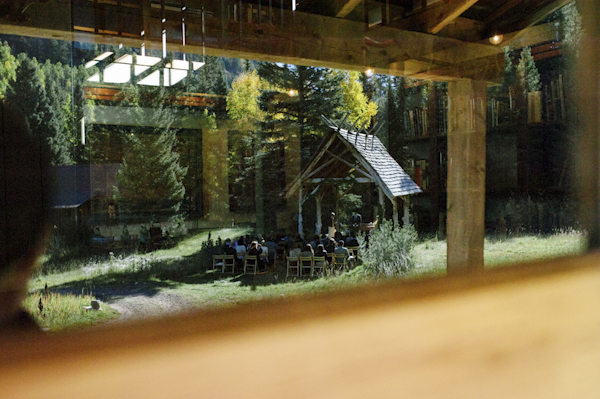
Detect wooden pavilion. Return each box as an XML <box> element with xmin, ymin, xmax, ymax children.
<box><xmin>284</xmin><ymin>115</ymin><xmax>422</xmax><ymax>236</ymax></box>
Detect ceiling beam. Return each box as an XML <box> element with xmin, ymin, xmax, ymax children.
<box><xmin>429</xmin><ymin>0</ymin><xmax>481</xmax><ymax>34</ymax></box>
<box><xmin>486</xmin><ymin>0</ymin><xmax>573</xmax><ymax>36</ymax></box>
<box><xmin>0</xmin><ymin>1</ymin><xmax>559</xmax><ymax>82</ymax></box>
<box><xmin>392</xmin><ymin>0</ymin><xmax>481</xmax><ymax>34</ymax></box>
<box><xmin>336</xmin><ymin>0</ymin><xmax>363</xmax><ymax>18</ymax></box>
<box><xmin>483</xmin><ymin>0</ymin><xmax>523</xmax><ymax>26</ymax></box>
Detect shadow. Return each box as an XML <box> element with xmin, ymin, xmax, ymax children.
<box><xmin>35</xmin><ymin>272</ymin><xmax>181</xmax><ymax>303</ymax></box>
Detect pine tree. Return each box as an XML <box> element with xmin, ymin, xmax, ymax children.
<box><xmin>0</xmin><ymin>41</ymin><xmax>17</xmax><ymax>98</ymax></box>
<box><xmin>8</xmin><ymin>54</ymin><xmax>72</xmax><ymax>165</ymax></box>
<box><xmin>517</xmin><ymin>47</ymin><xmax>541</xmax><ymax>94</ymax></box>
<box><xmin>113</xmin><ymin>86</ymin><xmax>188</xmax><ymax>223</ymax></box>
<box><xmin>189</xmin><ymin>55</ymin><xmax>228</xmax><ymax>95</ymax></box>
<box><xmin>257</xmin><ymin>63</ymin><xmax>343</xmax><ymax>165</ymax></box>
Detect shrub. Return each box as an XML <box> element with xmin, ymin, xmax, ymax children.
<box><xmin>359</xmin><ymin>219</ymin><xmax>417</xmax><ymax>278</ymax></box>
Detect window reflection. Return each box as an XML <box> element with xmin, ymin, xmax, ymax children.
<box><xmin>0</xmin><ymin>0</ymin><xmax>586</xmax><ymax>330</ymax></box>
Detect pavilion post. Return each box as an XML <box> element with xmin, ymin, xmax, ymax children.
<box><xmin>392</xmin><ymin>197</ymin><xmax>399</xmax><ymax>227</ymax></box>
<box><xmin>446</xmin><ymin>80</ymin><xmax>486</xmax><ymax>274</ymax></box>
<box><xmin>402</xmin><ymin>197</ymin><xmax>410</xmax><ymax>227</ymax></box>
<box><xmin>298</xmin><ymin>185</ymin><xmax>304</xmax><ymax>238</ymax></box>
<box><xmin>315</xmin><ymin>190</ymin><xmax>323</xmax><ymax>235</ymax></box>
<box><xmin>378</xmin><ymin>187</ymin><xmax>385</xmax><ymax>219</ymax></box>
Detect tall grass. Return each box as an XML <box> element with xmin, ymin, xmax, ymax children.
<box><xmin>359</xmin><ymin>220</ymin><xmax>418</xmax><ymax>278</ymax></box>
<box><xmin>22</xmin><ymin>291</ymin><xmax>119</xmax><ymax>331</ymax></box>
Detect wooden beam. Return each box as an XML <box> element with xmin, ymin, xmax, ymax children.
<box><xmin>446</xmin><ymin>79</ymin><xmax>486</xmax><ymax>274</ymax></box>
<box><xmin>429</xmin><ymin>0</ymin><xmax>481</xmax><ymax>34</ymax></box>
<box><xmin>0</xmin><ymin>1</ymin><xmax>508</xmax><ymax>81</ymax></box>
<box><xmin>483</xmin><ymin>0</ymin><xmax>522</xmax><ymax>26</ymax></box>
<box><xmin>392</xmin><ymin>0</ymin><xmax>480</xmax><ymax>34</ymax></box>
<box><xmin>335</xmin><ymin>0</ymin><xmax>363</xmax><ymax>18</ymax></box>
<box><xmin>3</xmin><ymin>254</ymin><xmax>600</xmax><ymax>398</ymax></box>
<box><xmin>577</xmin><ymin>0</ymin><xmax>600</xmax><ymax>248</ymax></box>
<box><xmin>486</xmin><ymin>0</ymin><xmax>573</xmax><ymax>36</ymax></box>
<box><xmin>309</xmin><ymin>177</ymin><xmax>372</xmax><ymax>183</ymax></box>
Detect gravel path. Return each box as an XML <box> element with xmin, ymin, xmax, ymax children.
<box><xmin>91</xmin><ymin>286</ymin><xmax>199</xmax><ymax>323</ymax></box>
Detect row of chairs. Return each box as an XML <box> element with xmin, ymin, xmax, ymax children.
<box><xmin>285</xmin><ymin>254</ymin><xmax>350</xmax><ymax>278</ymax></box>
<box><xmin>213</xmin><ymin>247</ymin><xmax>359</xmax><ymax>277</ymax></box>
<box><xmin>212</xmin><ymin>254</ymin><xmax>262</xmax><ymax>275</ymax></box>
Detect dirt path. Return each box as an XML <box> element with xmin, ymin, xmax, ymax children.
<box><xmin>95</xmin><ymin>288</ymin><xmax>199</xmax><ymax>323</ymax></box>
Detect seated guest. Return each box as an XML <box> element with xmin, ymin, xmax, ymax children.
<box><xmin>325</xmin><ymin>238</ymin><xmax>337</xmax><ymax>253</ymax></box>
<box><xmin>248</xmin><ymin>241</ymin><xmax>264</xmax><ymax>271</ymax></box>
<box><xmin>308</xmin><ymin>235</ymin><xmax>320</xmax><ymax>251</ymax></box>
<box><xmin>235</xmin><ymin>236</ymin><xmax>246</xmax><ymax>269</ymax></box>
<box><xmin>347</xmin><ymin>235</ymin><xmax>359</xmax><ymax>248</ymax></box>
<box><xmin>334</xmin><ymin>240</ymin><xmax>350</xmax><ymax>258</ymax></box>
<box><xmin>259</xmin><ymin>239</ymin><xmax>270</xmax><ymax>267</ymax></box>
<box><xmin>265</xmin><ymin>238</ymin><xmax>277</xmax><ymax>264</ymax></box>
<box><xmin>223</xmin><ymin>238</ymin><xmax>236</xmax><ymax>256</ymax></box>
<box><xmin>315</xmin><ymin>244</ymin><xmax>327</xmax><ymax>257</ymax></box>
<box><xmin>334</xmin><ymin>240</ymin><xmax>355</xmax><ymax>267</ymax></box>
<box><xmin>301</xmin><ymin>244</ymin><xmax>314</xmax><ymax>258</ymax></box>
<box><xmin>289</xmin><ymin>243</ymin><xmax>302</xmax><ymax>259</ymax></box>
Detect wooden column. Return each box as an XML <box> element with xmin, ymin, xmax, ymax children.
<box><xmin>202</xmin><ymin>120</ymin><xmax>229</xmax><ymax>220</ymax></box>
<box><xmin>392</xmin><ymin>197</ymin><xmax>399</xmax><ymax>227</ymax></box>
<box><xmin>315</xmin><ymin>190</ymin><xmax>323</xmax><ymax>235</ymax></box>
<box><xmin>447</xmin><ymin>80</ymin><xmax>486</xmax><ymax>274</ymax></box>
<box><xmin>298</xmin><ymin>185</ymin><xmax>304</xmax><ymax>238</ymax></box>
<box><xmin>378</xmin><ymin>187</ymin><xmax>385</xmax><ymax>219</ymax></box>
<box><xmin>403</xmin><ymin>198</ymin><xmax>410</xmax><ymax>227</ymax></box>
<box><xmin>578</xmin><ymin>0</ymin><xmax>600</xmax><ymax>248</ymax></box>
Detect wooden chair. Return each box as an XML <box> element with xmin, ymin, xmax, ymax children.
<box><xmin>275</xmin><ymin>246</ymin><xmax>287</xmax><ymax>266</ymax></box>
<box><xmin>212</xmin><ymin>254</ymin><xmax>224</xmax><ymax>272</ymax></box>
<box><xmin>222</xmin><ymin>254</ymin><xmax>235</xmax><ymax>274</ymax></box>
<box><xmin>244</xmin><ymin>255</ymin><xmax>258</xmax><ymax>275</ymax></box>
<box><xmin>286</xmin><ymin>257</ymin><xmax>299</xmax><ymax>278</ymax></box>
<box><xmin>332</xmin><ymin>254</ymin><xmax>348</xmax><ymax>272</ymax></box>
<box><xmin>300</xmin><ymin>256</ymin><xmax>314</xmax><ymax>277</ymax></box>
<box><xmin>348</xmin><ymin>246</ymin><xmax>359</xmax><ymax>260</ymax></box>
<box><xmin>312</xmin><ymin>256</ymin><xmax>326</xmax><ymax>276</ymax></box>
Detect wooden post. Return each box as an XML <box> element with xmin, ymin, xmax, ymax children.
<box><xmin>298</xmin><ymin>185</ymin><xmax>304</xmax><ymax>238</ymax></box>
<box><xmin>402</xmin><ymin>197</ymin><xmax>410</xmax><ymax>227</ymax></box>
<box><xmin>447</xmin><ymin>80</ymin><xmax>486</xmax><ymax>274</ymax></box>
<box><xmin>392</xmin><ymin>197</ymin><xmax>399</xmax><ymax>227</ymax></box>
<box><xmin>315</xmin><ymin>190</ymin><xmax>323</xmax><ymax>235</ymax></box>
<box><xmin>578</xmin><ymin>0</ymin><xmax>600</xmax><ymax>249</ymax></box>
<box><xmin>378</xmin><ymin>187</ymin><xmax>385</xmax><ymax>219</ymax></box>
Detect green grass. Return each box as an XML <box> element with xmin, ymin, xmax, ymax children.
<box><xmin>22</xmin><ymin>291</ymin><xmax>119</xmax><ymax>331</ymax></box>
<box><xmin>409</xmin><ymin>230</ymin><xmax>586</xmax><ymax>277</ymax></box>
<box><xmin>27</xmin><ymin>228</ymin><xmax>586</xmax><ymax>329</ymax></box>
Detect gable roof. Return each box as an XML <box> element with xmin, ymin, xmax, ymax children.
<box><xmin>284</xmin><ymin>117</ymin><xmax>422</xmax><ymax>201</ymax></box>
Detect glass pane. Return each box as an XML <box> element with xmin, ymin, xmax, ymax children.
<box><xmin>0</xmin><ymin>0</ymin><xmax>588</xmax><ymax>332</ymax></box>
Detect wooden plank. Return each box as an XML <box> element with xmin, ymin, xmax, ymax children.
<box><xmin>392</xmin><ymin>0</ymin><xmax>480</xmax><ymax>34</ymax></box>
<box><xmin>429</xmin><ymin>0</ymin><xmax>481</xmax><ymax>34</ymax></box>
<box><xmin>2</xmin><ymin>255</ymin><xmax>600</xmax><ymax>398</ymax></box>
<box><xmin>335</xmin><ymin>0</ymin><xmax>363</xmax><ymax>18</ymax></box>
<box><xmin>447</xmin><ymin>79</ymin><xmax>486</xmax><ymax>273</ymax></box>
<box><xmin>483</xmin><ymin>0</ymin><xmax>523</xmax><ymax>25</ymax></box>
<box><xmin>309</xmin><ymin>177</ymin><xmax>372</xmax><ymax>183</ymax></box>
<box><xmin>577</xmin><ymin>0</ymin><xmax>600</xmax><ymax>248</ymax></box>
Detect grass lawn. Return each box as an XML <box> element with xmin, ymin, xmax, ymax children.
<box><xmin>27</xmin><ymin>228</ymin><xmax>586</xmax><ymax>329</ymax></box>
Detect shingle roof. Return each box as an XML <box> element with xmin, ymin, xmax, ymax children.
<box><xmin>284</xmin><ymin>118</ymin><xmax>422</xmax><ymax>200</ymax></box>
<box><xmin>337</xmin><ymin>128</ymin><xmax>423</xmax><ymax>198</ymax></box>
